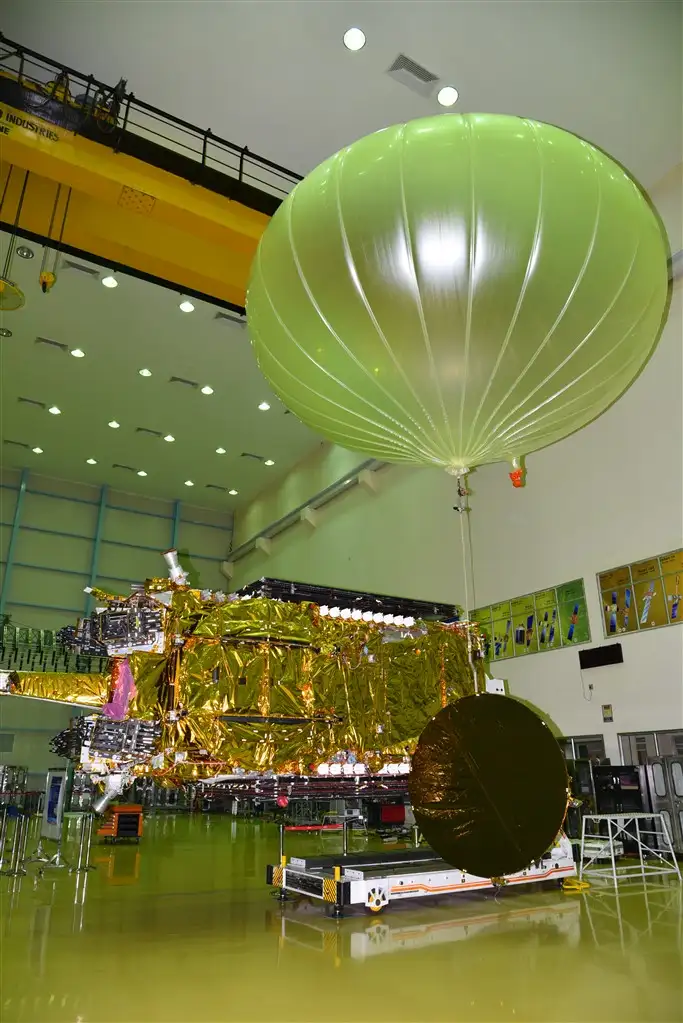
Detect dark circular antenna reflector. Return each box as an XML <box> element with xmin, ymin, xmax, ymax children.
<box><xmin>410</xmin><ymin>694</ymin><xmax>568</xmax><ymax>878</ymax></box>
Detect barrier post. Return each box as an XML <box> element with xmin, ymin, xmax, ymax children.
<box><xmin>69</xmin><ymin>813</ymin><xmax>95</xmax><ymax>874</ymax></box>
<box><xmin>1</xmin><ymin>813</ymin><xmax>28</xmax><ymax>876</ymax></box>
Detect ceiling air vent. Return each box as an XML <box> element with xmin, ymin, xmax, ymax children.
<box><xmin>386</xmin><ymin>53</ymin><xmax>440</xmax><ymax>98</ymax></box>
<box><xmin>206</xmin><ymin>483</ymin><xmax>229</xmax><ymax>491</ymax></box>
<box><xmin>241</xmin><ymin>452</ymin><xmax>264</xmax><ymax>462</ymax></box>
<box><xmin>135</xmin><ymin>427</ymin><xmax>162</xmax><ymax>438</ymax></box>
<box><xmin>17</xmin><ymin>397</ymin><xmax>46</xmax><ymax>409</ymax></box>
<box><xmin>169</xmin><ymin>376</ymin><xmax>199</xmax><ymax>389</ymax></box>
<box><xmin>3</xmin><ymin>439</ymin><xmax>30</xmax><ymax>449</ymax></box>
<box><xmin>35</xmin><ymin>336</ymin><xmax>68</xmax><ymax>352</ymax></box>
<box><xmin>214</xmin><ymin>311</ymin><xmax>246</xmax><ymax>328</ymax></box>
<box><xmin>112</xmin><ymin>463</ymin><xmax>137</xmax><ymax>473</ymax></box>
<box><xmin>62</xmin><ymin>260</ymin><xmax>100</xmax><ymax>277</ymax></box>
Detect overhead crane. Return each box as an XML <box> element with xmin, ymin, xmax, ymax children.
<box><xmin>0</xmin><ymin>34</ymin><xmax>301</xmax><ymax>309</ymax></box>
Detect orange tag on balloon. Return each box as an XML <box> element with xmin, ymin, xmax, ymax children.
<box><xmin>509</xmin><ymin>468</ymin><xmax>525</xmax><ymax>488</ymax></box>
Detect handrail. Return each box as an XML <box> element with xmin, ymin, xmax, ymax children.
<box><xmin>225</xmin><ymin>460</ymin><xmax>383</xmax><ymax>564</ymax></box>
<box><xmin>0</xmin><ymin>33</ymin><xmax>303</xmax><ymax>198</ymax></box>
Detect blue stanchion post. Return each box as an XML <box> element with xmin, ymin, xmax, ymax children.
<box><xmin>0</xmin><ymin>468</ymin><xmax>29</xmax><ymax>618</ymax></box>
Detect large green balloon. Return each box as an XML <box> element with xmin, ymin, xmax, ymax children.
<box><xmin>247</xmin><ymin>114</ymin><xmax>668</xmax><ymax>472</ymax></box>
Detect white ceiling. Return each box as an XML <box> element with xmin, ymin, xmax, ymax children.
<box><xmin>4</xmin><ymin>0</ymin><xmax>681</xmax><ymax>189</ymax></box>
<box><xmin>0</xmin><ymin>234</ymin><xmax>323</xmax><ymax>509</ymax></box>
<box><xmin>1</xmin><ymin>1</ymin><xmax>680</xmax><ymax>511</ymax></box>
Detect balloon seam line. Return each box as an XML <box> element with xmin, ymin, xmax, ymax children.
<box><xmin>471</xmin><ymin>141</ymin><xmax>604</xmax><ymax>449</ymax></box>
<box><xmin>464</xmin><ymin>118</ymin><xmax>546</xmax><ymax>456</ymax></box>
<box><xmin>486</xmin><ymin>230</ymin><xmax>643</xmax><ymax>443</ymax></box>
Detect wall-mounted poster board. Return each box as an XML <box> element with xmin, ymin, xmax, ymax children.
<box><xmin>598</xmin><ymin>548</ymin><xmax>683</xmax><ymax>638</ymax></box>
<box><xmin>471</xmin><ymin>579</ymin><xmax>590</xmax><ymax>662</ymax></box>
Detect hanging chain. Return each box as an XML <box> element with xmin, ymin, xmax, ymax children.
<box><xmin>39</xmin><ymin>182</ymin><xmax>62</xmax><ymax>277</ymax></box>
<box><xmin>1</xmin><ymin>169</ymin><xmax>29</xmax><ymax>281</ymax></box>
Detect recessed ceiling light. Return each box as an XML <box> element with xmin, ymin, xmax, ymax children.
<box><xmin>137</xmin><ymin>470</ymin><xmax>148</xmax><ymax>477</ymax></box>
<box><xmin>163</xmin><ymin>434</ymin><xmax>175</xmax><ymax>443</ymax></box>
<box><xmin>101</xmin><ymin>275</ymin><xmax>118</xmax><ymax>288</ymax></box>
<box><xmin>70</xmin><ymin>348</ymin><xmax>85</xmax><ymax>358</ymax></box>
<box><xmin>17</xmin><ymin>245</ymin><xmax>34</xmax><ymax>259</ymax></box>
<box><xmin>258</xmin><ymin>401</ymin><xmax>271</xmax><ymax>411</ymax></box>
<box><xmin>48</xmin><ymin>405</ymin><xmax>61</xmax><ymax>415</ymax></box>
<box><xmin>437</xmin><ymin>86</ymin><xmax>459</xmax><ymax>107</ymax></box>
<box><xmin>264</xmin><ymin>459</ymin><xmax>275</xmax><ymax>466</ymax></box>
<box><xmin>343</xmin><ymin>27</ymin><xmax>366</xmax><ymax>50</ymax></box>
<box><xmin>86</xmin><ymin>458</ymin><xmax>97</xmax><ymax>465</ymax></box>
<box><xmin>201</xmin><ymin>386</ymin><xmax>214</xmax><ymax>395</ymax></box>
<box><xmin>108</xmin><ymin>420</ymin><xmax>120</xmax><ymax>429</ymax></box>
<box><xmin>215</xmin><ymin>447</ymin><xmax>226</xmax><ymax>454</ymax></box>
<box><xmin>184</xmin><ymin>480</ymin><xmax>194</xmax><ymax>487</ymax></box>
<box><xmin>0</xmin><ymin>328</ymin><xmax>12</xmax><ymax>338</ymax></box>
<box><xmin>179</xmin><ymin>299</ymin><xmax>195</xmax><ymax>313</ymax></box>
<box><xmin>228</xmin><ymin>489</ymin><xmax>238</xmax><ymax>496</ymax></box>
<box><xmin>139</xmin><ymin>368</ymin><xmax>152</xmax><ymax>377</ymax></box>
<box><xmin>32</xmin><ymin>446</ymin><xmax>43</xmax><ymax>454</ymax></box>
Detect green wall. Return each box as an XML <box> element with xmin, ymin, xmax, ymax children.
<box><xmin>0</xmin><ymin>695</ymin><xmax>78</xmax><ymax>791</ymax></box>
<box><xmin>0</xmin><ymin>468</ymin><xmax>234</xmax><ymax>630</ymax></box>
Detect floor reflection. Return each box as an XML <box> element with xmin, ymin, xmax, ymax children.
<box><xmin>0</xmin><ymin>815</ymin><xmax>680</xmax><ymax>1023</ymax></box>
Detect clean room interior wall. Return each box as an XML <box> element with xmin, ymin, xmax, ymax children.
<box><xmin>0</xmin><ymin>469</ymin><xmax>233</xmax><ymax>630</ymax></box>
<box><xmin>0</xmin><ymin>696</ymin><xmax>79</xmax><ymax>792</ymax></box>
<box><xmin>232</xmin><ymin>171</ymin><xmax>683</xmax><ymax>761</ymax></box>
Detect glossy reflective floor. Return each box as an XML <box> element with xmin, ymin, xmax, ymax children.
<box><xmin>1</xmin><ymin>815</ymin><xmax>682</xmax><ymax>1023</ymax></box>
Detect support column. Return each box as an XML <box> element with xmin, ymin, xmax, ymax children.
<box><xmin>171</xmin><ymin>500</ymin><xmax>181</xmax><ymax>549</ymax></box>
<box><xmin>0</xmin><ymin>468</ymin><xmax>28</xmax><ymax>618</ymax></box>
<box><xmin>85</xmin><ymin>485</ymin><xmax>108</xmax><ymax>614</ymax></box>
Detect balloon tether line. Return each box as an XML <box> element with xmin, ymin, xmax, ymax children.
<box><xmin>451</xmin><ymin>468</ymin><xmax>478</xmax><ymax>694</ymax></box>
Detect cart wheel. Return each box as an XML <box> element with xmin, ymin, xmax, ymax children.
<box><xmin>366</xmin><ymin>887</ymin><xmax>388</xmax><ymax>912</ymax></box>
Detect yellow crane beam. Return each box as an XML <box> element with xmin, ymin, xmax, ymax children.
<box><xmin>0</xmin><ymin>97</ymin><xmax>275</xmax><ymax>308</ymax></box>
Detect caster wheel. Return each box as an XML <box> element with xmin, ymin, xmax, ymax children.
<box><xmin>366</xmin><ymin>887</ymin><xmax>388</xmax><ymax>913</ymax></box>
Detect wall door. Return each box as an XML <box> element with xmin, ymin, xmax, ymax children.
<box><xmin>643</xmin><ymin>757</ymin><xmax>683</xmax><ymax>853</ymax></box>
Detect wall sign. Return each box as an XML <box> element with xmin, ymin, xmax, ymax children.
<box><xmin>598</xmin><ymin>547</ymin><xmax>683</xmax><ymax>638</ymax></box>
<box><xmin>471</xmin><ymin>579</ymin><xmax>590</xmax><ymax>662</ymax></box>
<box><xmin>0</xmin><ymin>104</ymin><xmax>60</xmax><ymax>142</ymax></box>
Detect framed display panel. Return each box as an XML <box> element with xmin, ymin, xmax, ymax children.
<box><xmin>41</xmin><ymin>768</ymin><xmax>67</xmax><ymax>841</ymax></box>
<box><xmin>471</xmin><ymin>579</ymin><xmax>590</xmax><ymax>662</ymax></box>
<box><xmin>598</xmin><ymin>548</ymin><xmax>683</xmax><ymax>639</ymax></box>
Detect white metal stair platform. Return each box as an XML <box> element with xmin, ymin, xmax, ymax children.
<box><xmin>579</xmin><ymin>812</ymin><xmax>682</xmax><ymax>888</ymax></box>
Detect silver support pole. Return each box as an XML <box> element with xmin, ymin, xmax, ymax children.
<box><xmin>607</xmin><ymin>818</ymin><xmax>618</xmax><ymax>889</ymax></box>
<box><xmin>342</xmin><ymin>816</ymin><xmax>349</xmax><ymax>857</ymax></box>
<box><xmin>1</xmin><ymin>814</ymin><xmax>28</xmax><ymax>876</ymax></box>
<box><xmin>278</xmin><ymin>822</ymin><xmax>285</xmax><ymax>863</ymax></box>
<box><xmin>635</xmin><ymin>816</ymin><xmax>645</xmax><ymax>882</ymax></box>
<box><xmin>69</xmin><ymin>813</ymin><xmax>95</xmax><ymax>874</ymax></box>
<box><xmin>413</xmin><ymin>824</ymin><xmax>420</xmax><ymax>848</ymax></box>
<box><xmin>0</xmin><ymin>806</ymin><xmax>9</xmax><ymax>871</ymax></box>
